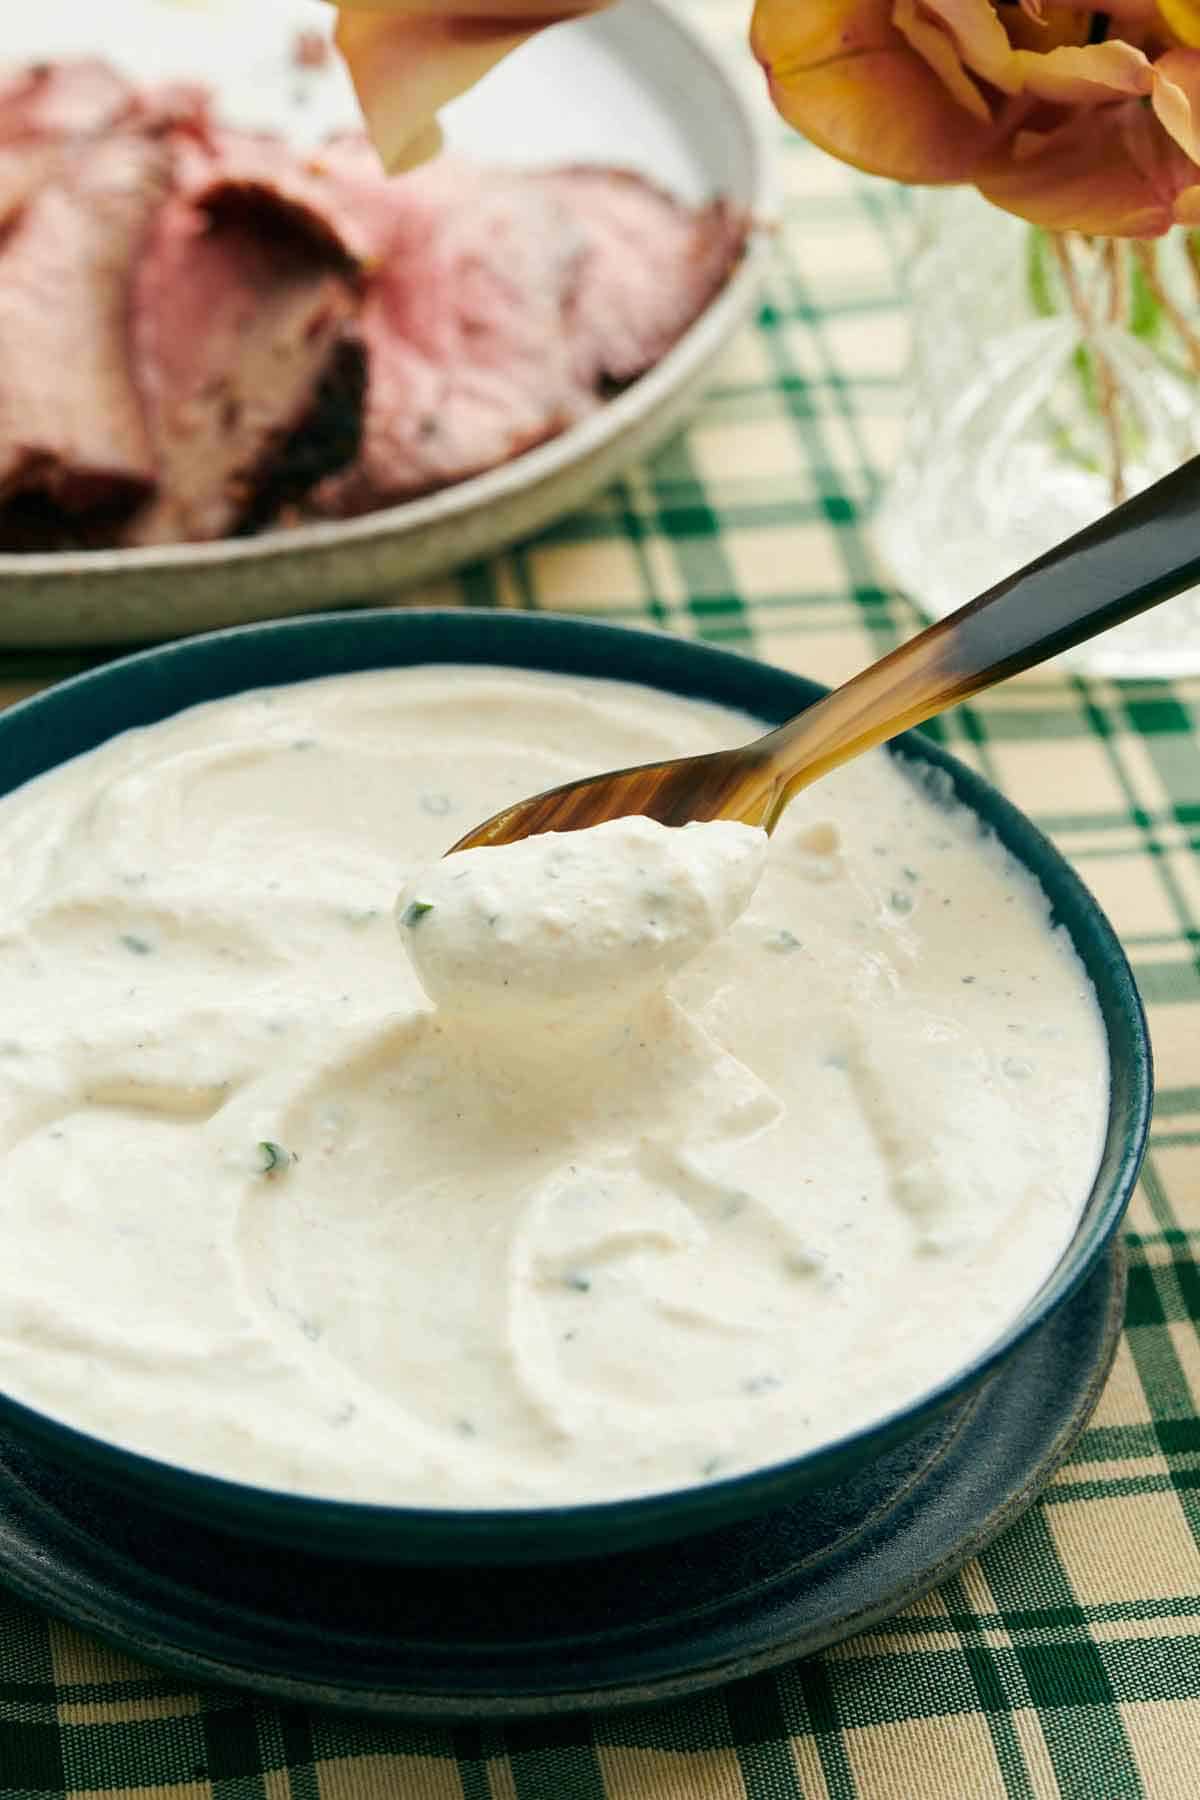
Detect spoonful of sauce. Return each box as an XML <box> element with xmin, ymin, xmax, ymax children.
<box><xmin>452</xmin><ymin>454</ymin><xmax>1200</xmax><ymax>851</ymax></box>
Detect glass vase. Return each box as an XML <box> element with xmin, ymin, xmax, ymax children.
<box><xmin>874</xmin><ymin>188</ymin><xmax>1200</xmax><ymax>679</ymax></box>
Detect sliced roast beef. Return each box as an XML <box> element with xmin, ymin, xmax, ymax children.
<box><xmin>311</xmin><ymin>158</ymin><xmax>586</xmax><ymax>516</ymax></box>
<box><xmin>123</xmin><ymin>183</ymin><xmax>360</xmax><ymax>546</ymax></box>
<box><xmin>0</xmin><ymin>60</ymin><xmax>133</xmax><ymax>144</ymax></box>
<box><xmin>538</xmin><ymin>169</ymin><xmax>747</xmax><ymax>390</ymax></box>
<box><xmin>0</xmin><ymin>131</ymin><xmax>169</xmax><ymax>512</ymax></box>
<box><xmin>0</xmin><ymin>58</ymin><xmax>748</xmax><ymax>548</ymax></box>
<box><xmin>310</xmin><ymin>161</ymin><xmax>747</xmax><ymax>520</ymax></box>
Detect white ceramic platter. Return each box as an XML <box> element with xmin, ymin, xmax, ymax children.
<box><xmin>0</xmin><ymin>0</ymin><xmax>773</xmax><ymax>646</ymax></box>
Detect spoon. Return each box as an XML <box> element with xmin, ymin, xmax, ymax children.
<box><xmin>452</xmin><ymin>454</ymin><xmax>1200</xmax><ymax>850</ymax></box>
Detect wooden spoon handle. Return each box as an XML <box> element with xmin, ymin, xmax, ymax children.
<box><xmin>759</xmin><ymin>454</ymin><xmax>1200</xmax><ymax>824</ymax></box>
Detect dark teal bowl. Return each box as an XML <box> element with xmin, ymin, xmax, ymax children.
<box><xmin>0</xmin><ymin>610</ymin><xmax>1151</xmax><ymax>1564</ymax></box>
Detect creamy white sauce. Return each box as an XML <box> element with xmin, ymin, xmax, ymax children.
<box><xmin>0</xmin><ymin>665</ymin><xmax>1108</xmax><ymax>1505</ymax></box>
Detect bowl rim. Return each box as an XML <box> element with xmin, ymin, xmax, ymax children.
<box><xmin>0</xmin><ymin>608</ymin><xmax>1153</xmax><ymax>1550</ymax></box>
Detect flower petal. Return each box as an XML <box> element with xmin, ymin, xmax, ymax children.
<box><xmin>916</xmin><ymin>0</ymin><xmax>1154</xmax><ymax>107</ymax></box>
<box><xmin>1158</xmin><ymin>0</ymin><xmax>1200</xmax><ymax>49</ymax></box>
<box><xmin>1011</xmin><ymin>39</ymin><xmax>1153</xmax><ymax>104</ymax></box>
<box><xmin>1003</xmin><ymin>4</ymin><xmax>1089</xmax><ymax>55</ymax></box>
<box><xmin>892</xmin><ymin>0</ymin><xmax>991</xmax><ymax>121</ymax></box>
<box><xmin>749</xmin><ymin>0</ymin><xmax>900</xmax><ymax>68</ymax></box>
<box><xmin>914</xmin><ymin>0</ymin><xmax>1024</xmax><ymax>94</ymax></box>
<box><xmin>919</xmin><ymin>1</ymin><xmax>1153</xmax><ymax>101</ymax></box>
<box><xmin>1153</xmin><ymin>46</ymin><xmax>1200</xmax><ymax>162</ymax></box>
<box><xmin>750</xmin><ymin>0</ymin><xmax>998</xmax><ymax>182</ymax></box>
<box><xmin>977</xmin><ymin>100</ymin><xmax>1195</xmax><ymax>235</ymax></box>
<box><xmin>332</xmin><ymin>4</ymin><xmax>609</xmax><ymax>173</ymax></box>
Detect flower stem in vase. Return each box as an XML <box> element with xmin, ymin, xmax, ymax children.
<box><xmin>1133</xmin><ymin>241</ymin><xmax>1200</xmax><ymax>377</ymax></box>
<box><xmin>874</xmin><ymin>191</ymin><xmax>1200</xmax><ymax>675</ymax></box>
<box><xmin>1050</xmin><ymin>233</ymin><xmax>1127</xmax><ymax>506</ymax></box>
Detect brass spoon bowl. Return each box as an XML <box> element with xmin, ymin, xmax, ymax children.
<box><xmin>454</xmin><ymin>454</ymin><xmax>1200</xmax><ymax>852</ymax></box>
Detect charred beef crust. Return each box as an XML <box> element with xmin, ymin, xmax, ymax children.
<box><xmin>234</xmin><ymin>335</ymin><xmax>366</xmax><ymax>537</ymax></box>
<box><xmin>0</xmin><ymin>493</ymin><xmax>123</xmax><ymax>553</ymax></box>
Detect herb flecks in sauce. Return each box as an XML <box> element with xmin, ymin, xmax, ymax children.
<box><xmin>743</xmin><ymin>1373</ymin><xmax>783</xmax><ymax>1396</ymax></box>
<box><xmin>342</xmin><ymin>908</ymin><xmax>380</xmax><ymax>929</ymax></box>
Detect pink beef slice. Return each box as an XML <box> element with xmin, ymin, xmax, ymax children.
<box><xmin>0</xmin><ymin>142</ymin><xmax>58</xmax><ymax>233</ymax></box>
<box><xmin>0</xmin><ymin>60</ymin><xmax>143</xmax><ymax>242</ymax></box>
<box><xmin>0</xmin><ymin>131</ymin><xmax>169</xmax><ymax>512</ymax></box>
<box><xmin>128</xmin><ymin>82</ymin><xmax>213</xmax><ymax>137</ymax></box>
<box><xmin>123</xmin><ymin>178</ymin><xmax>361</xmax><ymax>546</ymax></box>
<box><xmin>311</xmin><ymin>158</ymin><xmax>587</xmax><ymax>517</ymax></box>
<box><xmin>0</xmin><ymin>60</ymin><xmax>134</xmax><ymax>144</ymax></box>
<box><xmin>301</xmin><ymin>133</ymin><xmax>437</xmax><ymax>263</ymax></box>
<box><xmin>535</xmin><ymin>168</ymin><xmax>747</xmax><ymax>389</ymax></box>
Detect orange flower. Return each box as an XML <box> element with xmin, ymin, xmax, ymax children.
<box><xmin>330</xmin><ymin>2</ymin><xmax>612</xmax><ymax>172</ymax></box>
<box><xmin>327</xmin><ymin>1</ymin><xmax>1200</xmax><ymax>235</ymax></box>
<box><xmin>750</xmin><ymin>0</ymin><xmax>1200</xmax><ymax>235</ymax></box>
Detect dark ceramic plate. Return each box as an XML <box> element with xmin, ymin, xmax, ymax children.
<box><xmin>0</xmin><ymin>1248</ymin><xmax>1125</xmax><ymax>1718</ymax></box>
<box><xmin>0</xmin><ymin>611</ymin><xmax>1152</xmax><ymax>1564</ymax></box>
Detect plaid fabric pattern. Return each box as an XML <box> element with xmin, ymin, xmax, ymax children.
<box><xmin>2</xmin><ymin>6</ymin><xmax>1200</xmax><ymax>1795</ymax></box>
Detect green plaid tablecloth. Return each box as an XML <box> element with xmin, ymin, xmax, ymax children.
<box><xmin>4</xmin><ymin>8</ymin><xmax>1200</xmax><ymax>1797</ymax></box>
